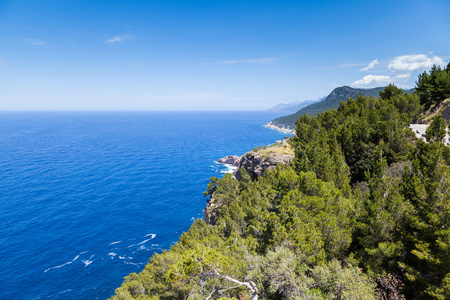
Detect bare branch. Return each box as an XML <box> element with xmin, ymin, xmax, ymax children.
<box><xmin>214</xmin><ymin>271</ymin><xmax>258</xmax><ymax>300</ymax></box>
<box><xmin>205</xmin><ymin>286</ymin><xmax>217</xmax><ymax>300</ymax></box>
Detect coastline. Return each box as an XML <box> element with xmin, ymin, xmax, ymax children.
<box><xmin>263</xmin><ymin>121</ymin><xmax>295</xmax><ymax>134</ymax></box>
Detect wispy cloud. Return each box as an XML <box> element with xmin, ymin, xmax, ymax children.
<box><xmin>360</xmin><ymin>59</ymin><xmax>379</xmax><ymax>71</ymax></box>
<box><xmin>351</xmin><ymin>73</ymin><xmax>411</xmax><ymax>88</ymax></box>
<box><xmin>105</xmin><ymin>34</ymin><xmax>130</xmax><ymax>44</ymax></box>
<box><xmin>22</xmin><ymin>38</ymin><xmax>45</xmax><ymax>46</ymax></box>
<box><xmin>387</xmin><ymin>54</ymin><xmax>446</xmax><ymax>72</ymax></box>
<box><xmin>203</xmin><ymin>57</ymin><xmax>279</xmax><ymax>65</ymax></box>
<box><xmin>334</xmin><ymin>62</ymin><xmax>367</xmax><ymax>68</ymax></box>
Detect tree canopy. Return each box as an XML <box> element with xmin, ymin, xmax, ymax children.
<box><xmin>110</xmin><ymin>69</ymin><xmax>450</xmax><ymax>300</ymax></box>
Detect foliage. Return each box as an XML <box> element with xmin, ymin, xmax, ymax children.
<box><xmin>416</xmin><ymin>63</ymin><xmax>450</xmax><ymax>109</ymax></box>
<box><xmin>110</xmin><ymin>70</ymin><xmax>450</xmax><ymax>300</ymax></box>
<box><xmin>425</xmin><ymin>115</ymin><xmax>447</xmax><ymax>143</ymax></box>
<box><xmin>270</xmin><ymin>85</ymin><xmax>414</xmax><ymax>130</ymax></box>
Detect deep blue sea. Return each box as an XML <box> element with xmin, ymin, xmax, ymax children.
<box><xmin>0</xmin><ymin>111</ymin><xmax>288</xmax><ymax>299</ymax></box>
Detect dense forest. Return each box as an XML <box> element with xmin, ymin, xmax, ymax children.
<box><xmin>110</xmin><ymin>64</ymin><xmax>450</xmax><ymax>300</ymax></box>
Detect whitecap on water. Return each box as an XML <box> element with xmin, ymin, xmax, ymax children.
<box><xmin>59</xmin><ymin>289</ymin><xmax>72</xmax><ymax>294</ymax></box>
<box><xmin>220</xmin><ymin>163</ymin><xmax>238</xmax><ymax>174</ymax></box>
<box><xmin>44</xmin><ymin>254</ymin><xmax>80</xmax><ymax>273</ymax></box>
<box><xmin>118</xmin><ymin>255</ymin><xmax>133</xmax><ymax>260</ymax></box>
<box><xmin>109</xmin><ymin>241</ymin><xmax>121</xmax><ymax>245</ymax></box>
<box><xmin>128</xmin><ymin>236</ymin><xmax>155</xmax><ymax>248</ymax></box>
<box><xmin>124</xmin><ymin>261</ymin><xmax>141</xmax><ymax>266</ymax></box>
<box><xmin>82</xmin><ymin>260</ymin><xmax>93</xmax><ymax>268</ymax></box>
<box><xmin>82</xmin><ymin>255</ymin><xmax>95</xmax><ymax>268</ymax></box>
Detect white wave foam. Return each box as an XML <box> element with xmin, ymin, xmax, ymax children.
<box><xmin>109</xmin><ymin>241</ymin><xmax>121</xmax><ymax>245</ymax></box>
<box><xmin>108</xmin><ymin>252</ymin><xmax>117</xmax><ymax>259</ymax></box>
<box><xmin>144</xmin><ymin>233</ymin><xmax>156</xmax><ymax>239</ymax></box>
<box><xmin>44</xmin><ymin>254</ymin><xmax>80</xmax><ymax>273</ymax></box>
<box><xmin>82</xmin><ymin>260</ymin><xmax>93</xmax><ymax>268</ymax></box>
<box><xmin>220</xmin><ymin>163</ymin><xmax>238</xmax><ymax>174</ymax></box>
<box><xmin>128</xmin><ymin>237</ymin><xmax>154</xmax><ymax>248</ymax></box>
<box><xmin>118</xmin><ymin>255</ymin><xmax>133</xmax><ymax>260</ymax></box>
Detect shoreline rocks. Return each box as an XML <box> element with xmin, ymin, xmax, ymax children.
<box><xmin>206</xmin><ymin>148</ymin><xmax>295</xmax><ymax>225</ymax></box>
<box><xmin>217</xmin><ymin>155</ymin><xmax>241</xmax><ymax>167</ymax></box>
<box><xmin>263</xmin><ymin>121</ymin><xmax>295</xmax><ymax>134</ymax></box>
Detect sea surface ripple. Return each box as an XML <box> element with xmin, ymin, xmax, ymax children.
<box><xmin>0</xmin><ymin>111</ymin><xmax>288</xmax><ymax>299</ymax></box>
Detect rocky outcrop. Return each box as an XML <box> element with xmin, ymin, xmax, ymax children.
<box><xmin>235</xmin><ymin>151</ymin><xmax>295</xmax><ymax>180</ymax></box>
<box><xmin>264</xmin><ymin>121</ymin><xmax>295</xmax><ymax>134</ymax></box>
<box><xmin>206</xmin><ymin>144</ymin><xmax>295</xmax><ymax>225</ymax></box>
<box><xmin>442</xmin><ymin>106</ymin><xmax>450</xmax><ymax>123</ymax></box>
<box><xmin>217</xmin><ymin>155</ymin><xmax>241</xmax><ymax>167</ymax></box>
<box><xmin>203</xmin><ymin>199</ymin><xmax>219</xmax><ymax>226</ymax></box>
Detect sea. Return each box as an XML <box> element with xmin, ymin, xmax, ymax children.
<box><xmin>0</xmin><ymin>111</ymin><xmax>289</xmax><ymax>299</ymax></box>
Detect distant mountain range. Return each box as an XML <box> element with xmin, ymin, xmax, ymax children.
<box><xmin>267</xmin><ymin>97</ymin><xmax>326</xmax><ymax>114</ymax></box>
<box><xmin>266</xmin><ymin>86</ymin><xmax>415</xmax><ymax>132</ymax></box>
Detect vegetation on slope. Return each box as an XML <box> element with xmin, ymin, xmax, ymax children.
<box><xmin>269</xmin><ymin>86</ymin><xmax>416</xmax><ymax>131</ymax></box>
<box><xmin>110</xmin><ymin>66</ymin><xmax>450</xmax><ymax>300</ymax></box>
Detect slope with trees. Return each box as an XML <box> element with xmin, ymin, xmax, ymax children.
<box><xmin>268</xmin><ymin>86</ymin><xmax>416</xmax><ymax>132</ymax></box>
<box><xmin>109</xmin><ymin>67</ymin><xmax>450</xmax><ymax>300</ymax></box>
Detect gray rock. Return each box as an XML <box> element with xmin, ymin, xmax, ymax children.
<box><xmin>235</xmin><ymin>151</ymin><xmax>294</xmax><ymax>180</ymax></box>
<box><xmin>442</xmin><ymin>106</ymin><xmax>450</xmax><ymax>123</ymax></box>
<box><xmin>217</xmin><ymin>155</ymin><xmax>241</xmax><ymax>167</ymax></box>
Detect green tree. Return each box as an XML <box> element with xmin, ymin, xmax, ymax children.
<box><xmin>416</xmin><ymin>64</ymin><xmax>450</xmax><ymax>108</ymax></box>
<box><xmin>379</xmin><ymin>84</ymin><xmax>404</xmax><ymax>100</ymax></box>
<box><xmin>426</xmin><ymin>115</ymin><xmax>447</xmax><ymax>144</ymax></box>
<box><xmin>167</xmin><ymin>245</ymin><xmax>258</xmax><ymax>300</ymax></box>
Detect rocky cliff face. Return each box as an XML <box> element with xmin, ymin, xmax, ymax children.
<box><xmin>441</xmin><ymin>105</ymin><xmax>450</xmax><ymax>123</ymax></box>
<box><xmin>217</xmin><ymin>155</ymin><xmax>241</xmax><ymax>167</ymax></box>
<box><xmin>203</xmin><ymin>199</ymin><xmax>218</xmax><ymax>226</ymax></box>
<box><xmin>204</xmin><ymin>144</ymin><xmax>295</xmax><ymax>225</ymax></box>
<box><xmin>234</xmin><ymin>151</ymin><xmax>294</xmax><ymax>180</ymax></box>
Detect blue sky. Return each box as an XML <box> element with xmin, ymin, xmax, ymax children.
<box><xmin>0</xmin><ymin>0</ymin><xmax>449</xmax><ymax>110</ymax></box>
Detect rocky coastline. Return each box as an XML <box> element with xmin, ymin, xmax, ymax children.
<box><xmin>204</xmin><ymin>141</ymin><xmax>295</xmax><ymax>225</ymax></box>
<box><xmin>263</xmin><ymin>121</ymin><xmax>295</xmax><ymax>134</ymax></box>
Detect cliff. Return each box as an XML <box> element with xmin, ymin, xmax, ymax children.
<box><xmin>204</xmin><ymin>140</ymin><xmax>295</xmax><ymax>225</ymax></box>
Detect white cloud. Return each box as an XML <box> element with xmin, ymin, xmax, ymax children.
<box><xmin>22</xmin><ymin>39</ymin><xmax>45</xmax><ymax>46</ymax></box>
<box><xmin>204</xmin><ymin>57</ymin><xmax>279</xmax><ymax>65</ymax></box>
<box><xmin>335</xmin><ymin>62</ymin><xmax>366</xmax><ymax>68</ymax></box>
<box><xmin>105</xmin><ymin>35</ymin><xmax>130</xmax><ymax>44</ymax></box>
<box><xmin>351</xmin><ymin>73</ymin><xmax>411</xmax><ymax>88</ymax></box>
<box><xmin>360</xmin><ymin>59</ymin><xmax>379</xmax><ymax>71</ymax></box>
<box><xmin>387</xmin><ymin>54</ymin><xmax>446</xmax><ymax>72</ymax></box>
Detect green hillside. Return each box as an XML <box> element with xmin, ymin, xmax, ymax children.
<box><xmin>269</xmin><ymin>86</ymin><xmax>414</xmax><ymax>130</ymax></box>
<box><xmin>109</xmin><ymin>67</ymin><xmax>450</xmax><ymax>300</ymax></box>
